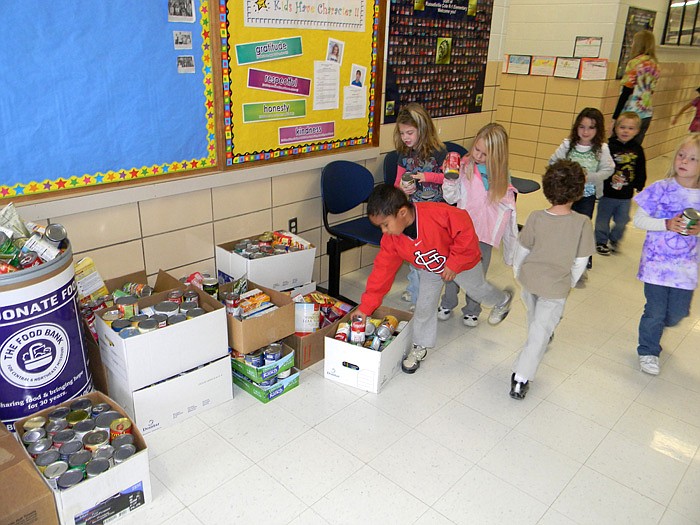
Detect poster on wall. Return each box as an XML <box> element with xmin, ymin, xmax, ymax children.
<box><xmin>573</xmin><ymin>36</ymin><xmax>602</xmax><ymax>58</ymax></box>
<box><xmin>385</xmin><ymin>0</ymin><xmax>494</xmax><ymax>122</ymax></box>
<box><xmin>507</xmin><ymin>55</ymin><xmax>531</xmax><ymax>75</ymax></box>
<box><xmin>616</xmin><ymin>7</ymin><xmax>656</xmax><ymax>79</ymax></box>
<box><xmin>530</xmin><ymin>56</ymin><xmax>556</xmax><ymax>76</ymax></box>
<box><xmin>222</xmin><ymin>0</ymin><xmax>379</xmax><ymax>166</ymax></box>
<box><xmin>553</xmin><ymin>57</ymin><xmax>581</xmax><ymax>79</ymax></box>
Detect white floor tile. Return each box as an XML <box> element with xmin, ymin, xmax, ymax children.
<box><xmin>658</xmin><ymin>508</ymin><xmax>699</xmax><ymax>525</ymax></box>
<box><xmin>195</xmin><ymin>384</ymin><xmax>258</xmax><ymax>426</ymax></box>
<box><xmin>585</xmin><ymin>431</ymin><xmax>688</xmax><ymax>505</ymax></box>
<box><xmin>535</xmin><ymin>509</ymin><xmax>577</xmax><ymax>525</ymax></box>
<box><xmin>212</xmin><ymin>402</ymin><xmax>310</xmax><ymax>462</ymax></box>
<box><xmin>129</xmin><ymin>474</ymin><xmax>185</xmax><ymax>525</ymax></box>
<box><xmin>369</xmin><ymin>429</ymin><xmax>473</xmax><ymax>506</ymax></box>
<box><xmin>315</xmin><ymin>398</ymin><xmax>411</xmax><ymax>462</ymax></box>
<box><xmin>416</xmin><ymin>400</ymin><xmax>510</xmax><ymax>463</ymax></box>
<box><xmin>161</xmin><ymin>508</ymin><xmax>204</xmax><ymax>525</ymax></box>
<box><xmin>637</xmin><ymin>378</ymin><xmax>700</xmax><ymax>429</ymax></box>
<box><xmin>150</xmin><ymin>429</ymin><xmax>253</xmax><ymax>506</ymax></box>
<box><xmin>188</xmin><ymin>465</ymin><xmax>306</xmax><ymax>525</ymax></box>
<box><xmin>145</xmin><ymin>415</ymin><xmax>209</xmax><ymax>459</ymax></box>
<box><xmin>258</xmin><ymin>429</ymin><xmax>363</xmax><ymax>506</ymax></box>
<box><xmin>552</xmin><ymin>466</ymin><xmax>665</xmax><ymax>524</ymax></box>
<box><xmin>477</xmin><ymin>430</ymin><xmax>581</xmax><ymax>506</ymax></box>
<box><xmin>413</xmin><ymin>508</ymin><xmax>457</xmax><ymax>525</ymax></box>
<box><xmin>433</xmin><ymin>465</ymin><xmax>547</xmax><ymax>525</ymax></box>
<box><xmin>668</xmin><ymin>455</ymin><xmax>700</xmax><ymax>522</ymax></box>
<box><xmin>311</xmin><ymin>465</ymin><xmax>428</xmax><ymax>525</ymax></box>
<box><xmin>287</xmin><ymin>508</ymin><xmax>331</xmax><ymax>525</ymax></box>
<box><xmin>410</xmin><ymin>351</ymin><xmax>484</xmax><ymax>398</ymax></box>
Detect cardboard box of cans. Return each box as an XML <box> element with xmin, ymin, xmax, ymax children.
<box><xmin>220</xmin><ymin>280</ymin><xmax>295</xmax><ymax>354</ymax></box>
<box><xmin>232</xmin><ymin>367</ymin><xmax>300</xmax><ymax>403</ymax></box>
<box><xmin>0</xmin><ymin>425</ymin><xmax>59</xmax><ymax>525</ymax></box>
<box><xmin>216</xmin><ymin>231</ymin><xmax>316</xmax><ymax>291</ymax></box>
<box><xmin>13</xmin><ymin>392</ymin><xmax>151</xmax><ymax>525</ymax></box>
<box><xmin>231</xmin><ymin>345</ymin><xmax>295</xmax><ymax>383</ymax></box>
<box><xmin>324</xmin><ymin>306</ymin><xmax>414</xmax><ymax>394</ymax></box>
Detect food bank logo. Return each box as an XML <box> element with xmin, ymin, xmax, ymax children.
<box><xmin>1</xmin><ymin>323</ymin><xmax>69</xmax><ymax>388</ymax></box>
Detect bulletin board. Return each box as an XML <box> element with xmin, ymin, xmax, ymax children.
<box><xmin>221</xmin><ymin>0</ymin><xmax>381</xmax><ymax>166</ymax></box>
<box><xmin>384</xmin><ymin>0</ymin><xmax>492</xmax><ymax>122</ymax></box>
<box><xmin>0</xmin><ymin>0</ymin><xmax>217</xmax><ymax>201</ymax></box>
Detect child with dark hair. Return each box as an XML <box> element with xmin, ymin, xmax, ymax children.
<box><xmin>356</xmin><ymin>185</ymin><xmax>513</xmax><ymax>374</ymax></box>
<box><xmin>671</xmin><ymin>87</ymin><xmax>700</xmax><ymax>133</ymax></box>
<box><xmin>509</xmin><ymin>159</ymin><xmax>595</xmax><ymax>399</ymax></box>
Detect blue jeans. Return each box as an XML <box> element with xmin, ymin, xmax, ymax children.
<box><xmin>637</xmin><ymin>283</ymin><xmax>693</xmax><ymax>357</ymax></box>
<box><xmin>572</xmin><ymin>194</ymin><xmax>595</xmax><ymax>219</ymax></box>
<box><xmin>595</xmin><ymin>197</ymin><xmax>631</xmax><ymax>245</ymax></box>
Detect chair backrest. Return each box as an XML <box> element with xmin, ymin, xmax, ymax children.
<box><xmin>383</xmin><ymin>150</ymin><xmax>399</xmax><ymax>186</ymax></box>
<box><xmin>321</xmin><ymin>160</ymin><xmax>375</xmax><ymax>216</ymax></box>
<box><xmin>445</xmin><ymin>141</ymin><xmax>468</xmax><ymax>157</ymax></box>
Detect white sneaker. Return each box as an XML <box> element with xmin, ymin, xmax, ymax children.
<box><xmin>437</xmin><ymin>307</ymin><xmax>452</xmax><ymax>321</ymax></box>
<box><xmin>488</xmin><ymin>288</ymin><xmax>513</xmax><ymax>325</ymax></box>
<box><xmin>462</xmin><ymin>315</ymin><xmax>478</xmax><ymax>327</ymax></box>
<box><xmin>402</xmin><ymin>344</ymin><xmax>428</xmax><ymax>374</ymax></box>
<box><xmin>639</xmin><ymin>355</ymin><xmax>660</xmax><ymax>375</ymax></box>
<box><xmin>401</xmin><ymin>291</ymin><xmax>413</xmax><ymax>302</ymax></box>
<box><xmin>409</xmin><ymin>304</ymin><xmax>416</xmax><ymax>313</ymax></box>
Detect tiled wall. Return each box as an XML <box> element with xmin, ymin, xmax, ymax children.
<box><xmin>495</xmin><ymin>61</ymin><xmax>700</xmax><ymax>175</ymax></box>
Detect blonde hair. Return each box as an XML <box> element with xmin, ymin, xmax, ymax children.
<box><xmin>631</xmin><ymin>30</ymin><xmax>657</xmax><ymax>62</ymax></box>
<box><xmin>667</xmin><ymin>134</ymin><xmax>700</xmax><ymax>188</ymax></box>
<box><xmin>393</xmin><ymin>103</ymin><xmax>445</xmax><ymax>161</ymax></box>
<box><xmin>465</xmin><ymin>123</ymin><xmax>509</xmax><ymax>202</ymax></box>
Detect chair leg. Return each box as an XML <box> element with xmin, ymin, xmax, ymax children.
<box><xmin>327</xmin><ymin>237</ymin><xmax>342</xmax><ymax>298</ymax></box>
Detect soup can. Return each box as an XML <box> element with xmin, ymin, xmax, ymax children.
<box><xmin>375</xmin><ymin>315</ymin><xmax>399</xmax><ymax>341</ymax></box>
<box><xmin>115</xmin><ymin>295</ymin><xmax>139</xmax><ymax>318</ymax></box>
<box><xmin>22</xmin><ymin>428</ymin><xmax>46</xmax><ymax>447</ymax></box>
<box><xmin>179</xmin><ymin>301</ymin><xmax>197</xmax><ymax>316</ymax></box>
<box><xmin>59</xmin><ymin>440</ymin><xmax>84</xmax><ymax>461</ymax></box>
<box><xmin>66</xmin><ymin>409</ymin><xmax>90</xmax><ymax>427</ymax></box>
<box><xmin>154</xmin><ymin>301</ymin><xmax>179</xmax><ymax>317</ymax></box>
<box><xmin>46</xmin><ymin>418</ymin><xmax>68</xmax><ymax>437</ymax></box>
<box><xmin>70</xmin><ymin>398</ymin><xmax>93</xmax><ymax>414</ymax></box>
<box><xmin>22</xmin><ymin>416</ymin><xmax>47</xmax><ymax>432</ymax></box>
<box><xmin>91</xmin><ymin>402</ymin><xmax>112</xmax><ymax>418</ymax></box>
<box><xmin>679</xmin><ymin>208</ymin><xmax>700</xmax><ymax>236</ymax></box>
<box><xmin>350</xmin><ymin>315</ymin><xmax>365</xmax><ymax>344</ymax></box>
<box><xmin>93</xmin><ymin>444</ymin><xmax>115</xmax><ymax>465</ymax></box>
<box><xmin>57</xmin><ymin>468</ymin><xmax>84</xmax><ymax>490</ymax></box>
<box><xmin>111</xmin><ymin>434</ymin><xmax>135</xmax><ymax>449</ymax></box>
<box><xmin>111</xmin><ymin>318</ymin><xmax>132</xmax><ymax>333</ymax></box>
<box><xmin>35</xmin><ymin>449</ymin><xmax>61</xmax><ymax>473</ymax></box>
<box><xmin>83</xmin><ymin>429</ymin><xmax>110</xmax><ymax>452</ymax></box>
<box><xmin>67</xmin><ymin>449</ymin><xmax>92</xmax><ymax>473</ymax></box>
<box><xmin>245</xmin><ymin>350</ymin><xmax>264</xmax><ymax>367</ymax></box>
<box><xmin>47</xmin><ymin>407</ymin><xmax>71</xmax><ymax>422</ymax></box>
<box><xmin>137</xmin><ymin>318</ymin><xmax>159</xmax><ymax>334</ymax></box>
<box><xmin>443</xmin><ymin>151</ymin><xmax>461</xmax><ymax>180</ymax></box>
<box><xmin>129</xmin><ymin>314</ymin><xmax>149</xmax><ymax>327</ymax></box>
<box><xmin>183</xmin><ymin>290</ymin><xmax>199</xmax><ymax>305</ymax></box>
<box><xmin>119</xmin><ymin>327</ymin><xmax>140</xmax><ymax>339</ymax></box>
<box><xmin>86</xmin><ymin>457</ymin><xmax>111</xmax><ymax>478</ymax></box>
<box><xmin>52</xmin><ymin>429</ymin><xmax>76</xmax><ymax>449</ymax></box>
<box><xmin>95</xmin><ymin>411</ymin><xmax>122</xmax><ymax>431</ymax></box>
<box><xmin>109</xmin><ymin>418</ymin><xmax>132</xmax><ymax>442</ymax></box>
<box><xmin>73</xmin><ymin>419</ymin><xmax>96</xmax><ymax>441</ymax></box>
<box><xmin>264</xmin><ymin>343</ymin><xmax>282</xmax><ymax>364</ymax></box>
<box><xmin>277</xmin><ymin>368</ymin><xmax>291</xmax><ymax>379</ymax></box>
<box><xmin>186</xmin><ymin>307</ymin><xmax>206</xmax><ymax>319</ymax></box>
<box><xmin>202</xmin><ymin>277</ymin><xmax>219</xmax><ymax>300</ymax></box>
<box><xmin>167</xmin><ymin>289</ymin><xmax>184</xmax><ymax>304</ymax></box>
<box><xmin>44</xmin><ymin>461</ymin><xmax>69</xmax><ymax>490</ymax></box>
<box><xmin>28</xmin><ymin>438</ymin><xmax>54</xmax><ymax>458</ymax></box>
<box><xmin>167</xmin><ymin>313</ymin><xmax>187</xmax><ymax>325</ymax></box>
<box><xmin>151</xmin><ymin>313</ymin><xmax>168</xmax><ymax>328</ymax></box>
<box><xmin>101</xmin><ymin>309</ymin><xmax>122</xmax><ymax>326</ymax></box>
<box><xmin>114</xmin><ymin>444</ymin><xmax>136</xmax><ymax>464</ymax></box>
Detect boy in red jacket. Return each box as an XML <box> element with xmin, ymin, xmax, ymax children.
<box><xmin>356</xmin><ymin>185</ymin><xmax>513</xmax><ymax>373</ymax></box>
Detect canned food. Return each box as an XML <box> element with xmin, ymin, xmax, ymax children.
<box><xmin>68</xmin><ymin>449</ymin><xmax>92</xmax><ymax>472</ymax></box>
<box><xmin>22</xmin><ymin>428</ymin><xmax>47</xmax><ymax>446</ymax></box>
<box><xmin>119</xmin><ymin>327</ymin><xmax>140</xmax><ymax>339</ymax></box>
<box><xmin>44</xmin><ymin>461</ymin><xmax>69</xmax><ymax>490</ymax></box>
<box><xmin>276</xmin><ymin>368</ymin><xmax>291</xmax><ymax>379</ymax></box>
<box><xmin>154</xmin><ymin>301</ymin><xmax>179</xmax><ymax>317</ymax></box>
<box><xmin>375</xmin><ymin>315</ymin><xmax>399</xmax><ymax>341</ymax></box>
<box><xmin>223</xmin><ymin>291</ymin><xmax>241</xmax><ymax>316</ymax></box>
<box><xmin>443</xmin><ymin>151</ymin><xmax>461</xmax><ymax>180</ymax></box>
<box><xmin>167</xmin><ymin>289</ymin><xmax>184</xmax><ymax>304</ymax></box>
<box><xmin>401</xmin><ymin>172</ymin><xmax>417</xmax><ymax>191</ymax></box>
<box><xmin>186</xmin><ymin>307</ymin><xmax>206</xmax><ymax>319</ymax></box>
<box><xmin>47</xmin><ymin>407</ymin><xmax>71</xmax><ymax>421</ymax></box>
<box><xmin>264</xmin><ymin>343</ymin><xmax>282</xmax><ymax>364</ymax></box>
<box><xmin>178</xmin><ymin>301</ymin><xmax>197</xmax><ymax>315</ymax></box>
<box><xmin>22</xmin><ymin>233</ymin><xmax>60</xmax><ymax>262</ymax></box>
<box><xmin>137</xmin><ymin>318</ymin><xmax>159</xmax><ymax>333</ymax></box>
<box><xmin>111</xmin><ymin>318</ymin><xmax>132</xmax><ymax>333</ymax></box>
<box><xmin>202</xmin><ymin>277</ymin><xmax>219</xmax><ymax>300</ymax></box>
<box><xmin>35</xmin><ymin>449</ymin><xmax>61</xmax><ymax>473</ymax></box>
<box><xmin>245</xmin><ymin>350</ymin><xmax>265</xmax><ymax>367</ymax></box>
<box><xmin>679</xmin><ymin>208</ymin><xmax>700</xmax><ymax>236</ymax></box>
<box><xmin>128</xmin><ymin>314</ymin><xmax>149</xmax><ymax>327</ymax></box>
<box><xmin>111</xmin><ymin>434</ymin><xmax>135</xmax><ymax>449</ymax></box>
<box><xmin>19</xmin><ymin>251</ymin><xmax>42</xmax><ymax>269</ymax></box>
<box><xmin>122</xmin><ymin>282</ymin><xmax>153</xmax><ymax>298</ymax></box>
<box><xmin>70</xmin><ymin>398</ymin><xmax>93</xmax><ymax>413</ymax></box>
<box><xmin>101</xmin><ymin>309</ymin><xmax>122</xmax><ymax>326</ymax></box>
<box><xmin>86</xmin><ymin>458</ymin><xmax>110</xmax><ymax>478</ymax></box>
<box><xmin>167</xmin><ymin>313</ymin><xmax>187</xmax><ymax>325</ymax></box>
<box><xmin>109</xmin><ymin>418</ymin><xmax>132</xmax><ymax>442</ymax></box>
<box><xmin>23</xmin><ymin>416</ymin><xmax>47</xmax><ymax>432</ymax></box>
<box><xmin>115</xmin><ymin>295</ymin><xmax>139</xmax><ymax>318</ymax></box>
<box><xmin>93</xmin><ymin>444</ymin><xmax>115</xmax><ymax>464</ymax></box>
<box><xmin>183</xmin><ymin>290</ymin><xmax>199</xmax><ymax>305</ymax></box>
<box><xmin>57</xmin><ymin>468</ymin><xmax>84</xmax><ymax>489</ymax></box>
<box><xmin>73</xmin><ymin>419</ymin><xmax>96</xmax><ymax>440</ymax></box>
<box><xmin>59</xmin><ymin>440</ymin><xmax>84</xmax><ymax>461</ymax></box>
<box><xmin>334</xmin><ymin>322</ymin><xmax>350</xmax><ymax>342</ymax></box>
<box><xmin>259</xmin><ymin>376</ymin><xmax>277</xmax><ymax>387</ymax></box>
<box><xmin>44</xmin><ymin>223</ymin><xmax>67</xmax><ymax>247</ymax></box>
<box><xmin>151</xmin><ymin>313</ymin><xmax>168</xmax><ymax>328</ymax></box>
<box><xmin>46</xmin><ymin>419</ymin><xmax>68</xmax><ymax>436</ymax></box>
<box><xmin>91</xmin><ymin>403</ymin><xmax>112</xmax><ymax>418</ymax></box>
<box><xmin>66</xmin><ymin>410</ymin><xmax>90</xmax><ymax>427</ymax></box>
<box><xmin>114</xmin><ymin>444</ymin><xmax>136</xmax><ymax>464</ymax></box>
<box><xmin>28</xmin><ymin>438</ymin><xmax>54</xmax><ymax>458</ymax></box>
<box><xmin>95</xmin><ymin>411</ymin><xmax>122</xmax><ymax>431</ymax></box>
<box><xmin>350</xmin><ymin>314</ymin><xmax>365</xmax><ymax>344</ymax></box>
<box><xmin>83</xmin><ymin>429</ymin><xmax>110</xmax><ymax>452</ymax></box>
<box><xmin>52</xmin><ymin>429</ymin><xmax>76</xmax><ymax>449</ymax></box>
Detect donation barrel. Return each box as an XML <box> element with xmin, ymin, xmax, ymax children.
<box><xmin>0</xmin><ymin>245</ymin><xmax>92</xmax><ymax>432</ymax></box>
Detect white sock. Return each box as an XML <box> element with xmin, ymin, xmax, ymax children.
<box><xmin>514</xmin><ymin>373</ymin><xmax>528</xmax><ymax>383</ymax></box>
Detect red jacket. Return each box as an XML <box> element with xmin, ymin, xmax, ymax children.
<box><xmin>359</xmin><ymin>202</ymin><xmax>481</xmax><ymax>315</ymax></box>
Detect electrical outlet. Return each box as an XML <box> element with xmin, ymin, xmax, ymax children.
<box><xmin>288</xmin><ymin>217</ymin><xmax>298</xmax><ymax>234</ymax></box>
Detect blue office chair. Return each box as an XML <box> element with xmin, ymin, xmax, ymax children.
<box><xmin>445</xmin><ymin>141</ymin><xmax>468</xmax><ymax>157</ymax></box>
<box><xmin>321</xmin><ymin>160</ymin><xmax>383</xmax><ymax>300</ymax></box>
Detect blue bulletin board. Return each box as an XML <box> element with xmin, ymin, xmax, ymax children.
<box><xmin>0</xmin><ymin>0</ymin><xmax>216</xmax><ymax>200</ymax></box>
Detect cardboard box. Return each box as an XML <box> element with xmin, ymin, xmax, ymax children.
<box><xmin>283</xmin><ymin>281</ymin><xmax>317</xmax><ymax>297</ymax></box>
<box><xmin>220</xmin><ymin>281</ymin><xmax>295</xmax><ymax>354</ymax></box>
<box><xmin>106</xmin><ymin>356</ymin><xmax>232</xmax><ymax>435</ymax></box>
<box><xmin>96</xmin><ymin>285</ymin><xmax>228</xmax><ymax>392</ymax></box>
<box><xmin>232</xmin><ymin>367</ymin><xmax>300</xmax><ymax>403</ymax></box>
<box><xmin>231</xmin><ymin>346</ymin><xmax>295</xmax><ymax>383</ymax></box>
<box><xmin>283</xmin><ymin>319</ymin><xmax>343</xmax><ymax>370</ymax></box>
<box><xmin>216</xmin><ymin>232</ymin><xmax>316</xmax><ymax>291</ymax></box>
<box><xmin>83</xmin><ymin>321</ymin><xmax>110</xmax><ymax>396</ymax></box>
<box><xmin>14</xmin><ymin>392</ymin><xmax>151</xmax><ymax>525</ymax></box>
<box><xmin>0</xmin><ymin>426</ymin><xmax>59</xmax><ymax>525</ymax></box>
<box><xmin>323</xmin><ymin>306</ymin><xmax>413</xmax><ymax>394</ymax></box>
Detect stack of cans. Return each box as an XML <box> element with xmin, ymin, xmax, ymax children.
<box><xmin>0</xmin><ymin>211</ymin><xmax>68</xmax><ymax>274</ymax></box>
<box><xmin>19</xmin><ymin>396</ymin><xmax>138</xmax><ymax>491</ymax></box>
<box><xmin>334</xmin><ymin>315</ymin><xmax>405</xmax><ymax>352</ymax></box>
<box><xmin>231</xmin><ymin>231</ymin><xmax>309</xmax><ymax>260</ymax></box>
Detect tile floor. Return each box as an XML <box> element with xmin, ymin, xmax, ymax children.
<box><xmin>131</xmin><ymin>154</ymin><xmax>700</xmax><ymax>524</ymax></box>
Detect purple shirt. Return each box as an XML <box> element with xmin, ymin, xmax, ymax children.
<box><xmin>635</xmin><ymin>178</ymin><xmax>700</xmax><ymax>290</ymax></box>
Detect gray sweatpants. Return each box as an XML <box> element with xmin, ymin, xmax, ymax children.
<box><xmin>440</xmin><ymin>242</ymin><xmax>493</xmax><ymax>316</ymax></box>
<box><xmin>511</xmin><ymin>289</ymin><xmax>566</xmax><ymax>381</ymax></box>
<box><xmin>413</xmin><ymin>262</ymin><xmax>507</xmax><ymax>348</ymax></box>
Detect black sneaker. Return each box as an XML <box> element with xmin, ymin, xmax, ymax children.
<box><xmin>509</xmin><ymin>373</ymin><xmax>529</xmax><ymax>400</ymax></box>
<box><xmin>596</xmin><ymin>243</ymin><xmax>611</xmax><ymax>256</ymax></box>
<box><xmin>609</xmin><ymin>241</ymin><xmax>619</xmax><ymax>253</ymax></box>
<box><xmin>586</xmin><ymin>256</ymin><xmax>592</xmax><ymax>270</ymax></box>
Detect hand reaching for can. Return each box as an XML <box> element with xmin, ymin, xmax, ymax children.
<box><xmin>400</xmin><ymin>172</ymin><xmax>417</xmax><ymax>195</ymax></box>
